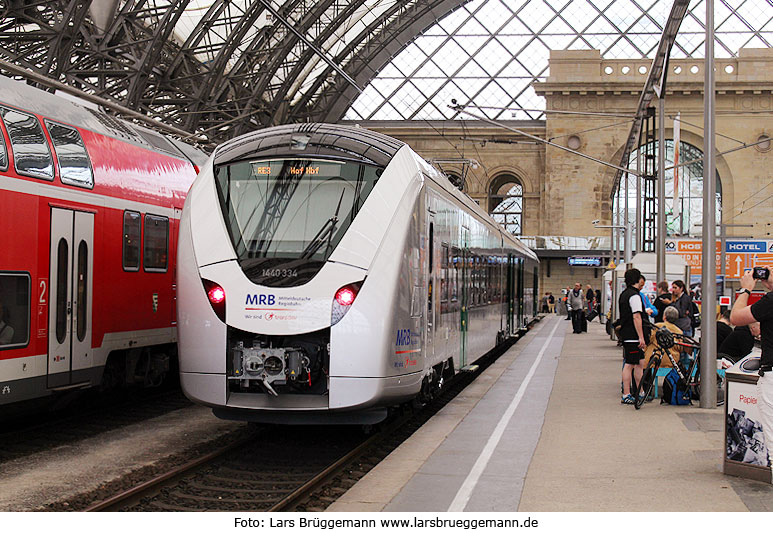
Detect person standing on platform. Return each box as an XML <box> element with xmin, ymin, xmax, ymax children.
<box><xmin>564</xmin><ymin>287</ymin><xmax>572</xmax><ymax>320</ymax></box>
<box><xmin>586</xmin><ymin>284</ymin><xmax>595</xmax><ymax>313</ymax></box>
<box><xmin>568</xmin><ymin>282</ymin><xmax>586</xmax><ymax>334</ymax></box>
<box><xmin>547</xmin><ymin>292</ymin><xmax>555</xmax><ymax>313</ymax></box>
<box><xmin>730</xmin><ymin>267</ymin><xmax>773</xmax><ymax>475</ymax></box>
<box><xmin>639</xmin><ymin>275</ymin><xmax>658</xmax><ymax>320</ymax></box>
<box><xmin>620</xmin><ymin>268</ymin><xmax>647</xmax><ymax>404</ymax></box>
<box><xmin>654</xmin><ymin>281</ymin><xmax>672</xmax><ymax>318</ymax></box>
<box><xmin>671</xmin><ymin>280</ymin><xmax>694</xmax><ymax>337</ymax></box>
<box><xmin>716</xmin><ymin>309</ymin><xmax>734</xmax><ymax>353</ymax></box>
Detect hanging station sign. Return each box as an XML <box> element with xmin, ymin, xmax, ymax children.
<box><xmin>568</xmin><ymin>256</ymin><xmax>603</xmax><ymax>267</ymax></box>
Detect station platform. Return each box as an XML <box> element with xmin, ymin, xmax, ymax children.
<box><xmin>328</xmin><ymin>315</ymin><xmax>773</xmax><ymax>512</ymax></box>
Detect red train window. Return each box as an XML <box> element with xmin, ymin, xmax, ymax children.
<box><xmin>144</xmin><ymin>214</ymin><xmax>168</xmax><ymax>272</ymax></box>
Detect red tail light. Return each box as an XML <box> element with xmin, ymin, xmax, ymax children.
<box><xmin>332</xmin><ymin>282</ymin><xmax>362</xmax><ymax>325</ymax></box>
<box><xmin>335</xmin><ymin>286</ymin><xmax>357</xmax><ymax>306</ymax></box>
<box><xmin>202</xmin><ymin>279</ymin><xmax>226</xmax><ymax>322</ymax></box>
<box><xmin>208</xmin><ymin>286</ymin><xmax>225</xmax><ymax>304</ymax></box>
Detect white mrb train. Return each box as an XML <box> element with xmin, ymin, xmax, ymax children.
<box><xmin>177</xmin><ymin>123</ymin><xmax>539</xmax><ymax>424</ymax></box>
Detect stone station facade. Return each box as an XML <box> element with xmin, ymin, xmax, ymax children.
<box><xmin>353</xmin><ymin>48</ymin><xmax>773</xmax><ymax>297</ymax></box>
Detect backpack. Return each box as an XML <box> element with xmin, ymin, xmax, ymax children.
<box><xmin>690</xmin><ymin>301</ymin><xmax>701</xmax><ymax>329</ymax></box>
<box><xmin>661</xmin><ymin>368</ymin><xmax>691</xmax><ymax>405</ymax></box>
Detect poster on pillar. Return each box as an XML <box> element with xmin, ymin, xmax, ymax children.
<box><xmin>664</xmin><ymin>239</ymin><xmax>773</xmax><ymax>279</ymax></box>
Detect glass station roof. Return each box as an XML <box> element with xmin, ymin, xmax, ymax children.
<box><xmin>345</xmin><ymin>0</ymin><xmax>773</xmax><ymax>121</ymax></box>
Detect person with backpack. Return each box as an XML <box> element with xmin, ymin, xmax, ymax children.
<box><xmin>620</xmin><ymin>268</ymin><xmax>647</xmax><ymax>404</ymax></box>
<box><xmin>670</xmin><ymin>280</ymin><xmax>694</xmax><ymax>337</ymax></box>
<box><xmin>731</xmin><ymin>267</ymin><xmax>773</xmax><ymax>475</ymax></box>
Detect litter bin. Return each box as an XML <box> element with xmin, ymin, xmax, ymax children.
<box><xmin>724</xmin><ymin>353</ymin><xmax>771</xmax><ymax>483</ymax></box>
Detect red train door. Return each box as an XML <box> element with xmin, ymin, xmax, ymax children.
<box><xmin>48</xmin><ymin>208</ymin><xmax>94</xmax><ymax>388</ymax></box>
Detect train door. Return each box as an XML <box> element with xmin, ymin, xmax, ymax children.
<box><xmin>460</xmin><ymin>226</ymin><xmax>469</xmax><ymax>367</ymax></box>
<box><xmin>506</xmin><ymin>254</ymin><xmax>514</xmax><ymax>335</ymax></box>
<box><xmin>48</xmin><ymin>208</ymin><xmax>94</xmax><ymax>388</ymax></box>
<box><xmin>426</xmin><ymin>216</ymin><xmax>435</xmax><ymax>362</ymax></box>
<box><xmin>171</xmin><ymin>207</ymin><xmax>183</xmax><ymax>327</ymax></box>
<box><xmin>517</xmin><ymin>258</ymin><xmax>524</xmax><ymax>329</ymax></box>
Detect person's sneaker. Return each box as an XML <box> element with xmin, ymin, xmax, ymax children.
<box><xmin>621</xmin><ymin>394</ymin><xmax>635</xmax><ymax>404</ymax></box>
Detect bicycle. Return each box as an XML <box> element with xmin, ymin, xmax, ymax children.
<box><xmin>633</xmin><ymin>328</ymin><xmax>703</xmax><ymax>409</ymax></box>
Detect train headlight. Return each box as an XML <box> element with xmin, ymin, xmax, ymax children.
<box><xmin>331</xmin><ymin>282</ymin><xmax>362</xmax><ymax>325</ymax></box>
<box><xmin>202</xmin><ymin>279</ymin><xmax>226</xmax><ymax>322</ymax></box>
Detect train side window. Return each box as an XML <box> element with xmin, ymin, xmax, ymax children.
<box><xmin>55</xmin><ymin>240</ymin><xmax>68</xmax><ymax>344</ymax></box>
<box><xmin>76</xmin><ymin>240</ymin><xmax>88</xmax><ymax>342</ymax></box>
<box><xmin>0</xmin><ymin>272</ymin><xmax>30</xmax><ymax>350</ymax></box>
<box><xmin>144</xmin><ymin>215</ymin><xmax>169</xmax><ymax>272</ymax></box>
<box><xmin>0</xmin><ymin>106</ymin><xmax>54</xmax><ymax>180</ymax></box>
<box><xmin>123</xmin><ymin>211</ymin><xmax>141</xmax><ymax>271</ymax></box>
<box><xmin>46</xmin><ymin>121</ymin><xmax>94</xmax><ymax>188</ymax></box>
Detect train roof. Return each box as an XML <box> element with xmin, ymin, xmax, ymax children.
<box><xmin>211</xmin><ymin>122</ymin><xmax>537</xmax><ymax>262</ymax></box>
<box><xmin>0</xmin><ymin>74</ymin><xmax>206</xmax><ymax>163</ymax></box>
<box><xmin>213</xmin><ymin>123</ymin><xmax>404</xmax><ymax>168</ymax></box>
<box><xmin>411</xmin><ymin>149</ymin><xmax>538</xmax><ymax>261</ymax></box>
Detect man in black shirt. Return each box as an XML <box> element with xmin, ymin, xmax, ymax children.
<box><xmin>718</xmin><ymin>323</ymin><xmax>759</xmax><ymax>363</ymax></box>
<box><xmin>619</xmin><ymin>268</ymin><xmax>646</xmax><ymax>404</ymax></box>
<box><xmin>731</xmin><ymin>267</ymin><xmax>773</xmax><ymax>476</ymax></box>
<box><xmin>716</xmin><ymin>310</ymin><xmax>733</xmax><ymax>355</ymax></box>
<box><xmin>654</xmin><ymin>281</ymin><xmax>672</xmax><ymax>318</ymax></box>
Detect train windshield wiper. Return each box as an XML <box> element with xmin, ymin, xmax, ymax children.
<box><xmin>301</xmin><ymin>188</ymin><xmax>346</xmax><ymax>260</ymax></box>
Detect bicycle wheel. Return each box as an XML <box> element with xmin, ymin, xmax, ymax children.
<box><xmin>689</xmin><ymin>361</ymin><xmax>701</xmax><ymax>402</ymax></box>
<box><xmin>635</xmin><ymin>356</ymin><xmax>660</xmax><ymax>409</ymax></box>
<box><xmin>691</xmin><ymin>367</ymin><xmax>726</xmax><ymax>405</ymax></box>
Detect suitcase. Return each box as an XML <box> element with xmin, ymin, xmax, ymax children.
<box><xmin>581</xmin><ymin>311</ymin><xmax>588</xmax><ymax>331</ymax></box>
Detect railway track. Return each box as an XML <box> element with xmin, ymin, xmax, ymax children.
<box><xmin>0</xmin><ymin>388</ymin><xmax>192</xmax><ymax>465</ymax></box>
<box><xmin>82</xmin><ymin>329</ymin><xmax>532</xmax><ymax>512</ymax></box>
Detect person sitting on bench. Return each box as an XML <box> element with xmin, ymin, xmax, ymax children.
<box><xmin>644</xmin><ymin>305</ymin><xmax>683</xmax><ymax>368</ymax></box>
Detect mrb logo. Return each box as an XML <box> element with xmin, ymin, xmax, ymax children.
<box><xmin>395</xmin><ymin>328</ymin><xmax>418</xmax><ymax>346</ymax></box>
<box><xmin>246</xmin><ymin>294</ymin><xmax>275</xmax><ymax>306</ymax></box>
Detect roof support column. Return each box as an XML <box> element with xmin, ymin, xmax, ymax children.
<box><xmin>636</xmin><ymin>137</ymin><xmax>642</xmax><ymax>254</ymax></box>
<box><xmin>657</xmin><ymin>94</ymin><xmax>666</xmax><ymax>284</ymax></box>
<box><xmin>701</xmin><ymin>0</ymin><xmax>718</xmax><ymax>409</ymax></box>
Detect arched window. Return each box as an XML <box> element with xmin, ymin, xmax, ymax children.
<box><xmin>489</xmin><ymin>174</ymin><xmax>523</xmax><ymax>235</ymax></box>
<box><xmin>623</xmin><ymin>140</ymin><xmax>722</xmax><ymax>237</ymax></box>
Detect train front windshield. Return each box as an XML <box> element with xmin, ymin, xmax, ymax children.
<box><xmin>214</xmin><ymin>158</ymin><xmax>382</xmax><ymax>287</ymax></box>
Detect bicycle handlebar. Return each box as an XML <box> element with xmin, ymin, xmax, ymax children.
<box><xmin>653</xmin><ymin>327</ymin><xmax>700</xmax><ymax>351</ymax></box>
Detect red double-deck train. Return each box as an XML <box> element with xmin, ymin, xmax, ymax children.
<box><xmin>0</xmin><ymin>74</ymin><xmax>206</xmax><ymax>406</ymax></box>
